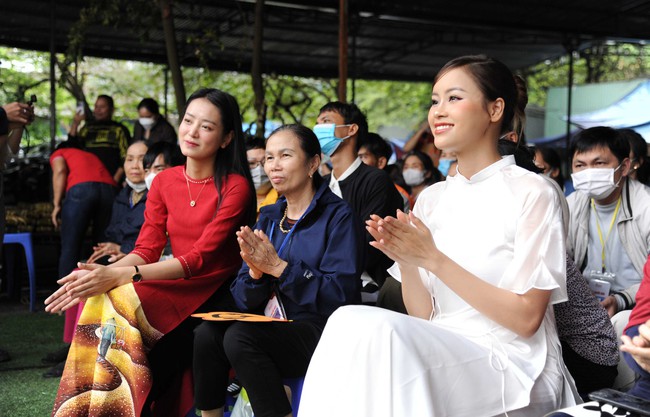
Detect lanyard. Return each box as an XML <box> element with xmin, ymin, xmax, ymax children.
<box><xmin>269</xmin><ymin>208</ymin><xmax>307</xmax><ymax>257</ymax></box>
<box><xmin>591</xmin><ymin>197</ymin><xmax>621</xmax><ymax>273</ymax></box>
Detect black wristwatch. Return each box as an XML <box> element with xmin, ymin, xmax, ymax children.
<box><xmin>132</xmin><ymin>265</ymin><xmax>143</xmax><ymax>283</ymax></box>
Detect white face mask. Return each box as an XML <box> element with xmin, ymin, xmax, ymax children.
<box><xmin>145</xmin><ymin>171</ymin><xmax>157</xmax><ymax>190</ymax></box>
<box><xmin>139</xmin><ymin>117</ymin><xmax>155</xmax><ymax>130</ymax></box>
<box><xmin>250</xmin><ymin>165</ymin><xmax>269</xmax><ymax>190</ymax></box>
<box><xmin>403</xmin><ymin>168</ymin><xmax>425</xmax><ymax>187</ymax></box>
<box><xmin>126</xmin><ymin>178</ymin><xmax>147</xmax><ymax>193</ymax></box>
<box><xmin>571</xmin><ymin>165</ymin><xmax>622</xmax><ymax>200</ymax></box>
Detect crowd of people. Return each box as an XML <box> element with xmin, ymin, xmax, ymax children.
<box><xmin>12</xmin><ymin>53</ymin><xmax>648</xmax><ymax>416</ymax></box>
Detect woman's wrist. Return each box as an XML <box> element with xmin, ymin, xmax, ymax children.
<box><xmin>424</xmin><ymin>249</ymin><xmax>445</xmax><ymax>276</ymax></box>
<box><xmin>270</xmin><ymin>259</ymin><xmax>288</xmax><ymax>279</ymax></box>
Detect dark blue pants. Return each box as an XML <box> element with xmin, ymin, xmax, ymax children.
<box><xmin>58</xmin><ymin>182</ymin><xmax>115</xmax><ymax>277</ymax></box>
<box><xmin>623</xmin><ymin>325</ymin><xmax>650</xmax><ymax>399</ymax></box>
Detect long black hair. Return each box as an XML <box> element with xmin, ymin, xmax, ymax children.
<box><xmin>185</xmin><ymin>88</ymin><xmax>256</xmax><ymax>225</ymax></box>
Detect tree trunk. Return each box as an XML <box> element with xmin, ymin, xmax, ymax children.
<box><xmin>252</xmin><ymin>0</ymin><xmax>266</xmax><ymax>139</ymax></box>
<box><xmin>159</xmin><ymin>0</ymin><xmax>186</xmax><ymax>117</ymax></box>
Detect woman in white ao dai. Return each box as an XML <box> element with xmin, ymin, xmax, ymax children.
<box><xmin>299</xmin><ymin>55</ymin><xmax>580</xmax><ymax>417</ymax></box>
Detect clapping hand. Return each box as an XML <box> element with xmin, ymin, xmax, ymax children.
<box><xmin>236</xmin><ymin>226</ymin><xmax>287</xmax><ymax>279</ymax></box>
<box><xmin>366</xmin><ymin>210</ymin><xmax>438</xmax><ymax>268</ymax></box>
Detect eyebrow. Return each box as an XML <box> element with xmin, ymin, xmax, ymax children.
<box><xmin>432</xmin><ymin>87</ymin><xmax>466</xmax><ymax>96</ymax></box>
<box><xmin>266</xmin><ymin>147</ymin><xmax>296</xmax><ymax>154</ymax></box>
<box><xmin>185</xmin><ymin>111</ymin><xmax>218</xmax><ymax>126</ymax></box>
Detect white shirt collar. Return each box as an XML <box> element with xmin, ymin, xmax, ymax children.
<box><xmin>329</xmin><ymin>157</ymin><xmax>362</xmax><ymax>197</ymax></box>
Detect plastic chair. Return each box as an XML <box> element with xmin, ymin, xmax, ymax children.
<box><xmin>3</xmin><ymin>232</ymin><xmax>36</xmax><ymax>311</ymax></box>
<box><xmin>284</xmin><ymin>377</ymin><xmax>304</xmax><ymax>416</ymax></box>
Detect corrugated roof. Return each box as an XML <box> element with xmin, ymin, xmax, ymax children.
<box><xmin>2</xmin><ymin>0</ymin><xmax>650</xmax><ymax>81</ymax></box>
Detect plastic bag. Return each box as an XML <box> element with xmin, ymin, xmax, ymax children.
<box><xmin>230</xmin><ymin>388</ymin><xmax>254</xmax><ymax>417</ymax></box>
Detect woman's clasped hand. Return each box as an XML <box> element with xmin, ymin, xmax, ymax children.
<box><xmin>236</xmin><ymin>226</ymin><xmax>287</xmax><ymax>279</ymax></box>
<box><xmin>366</xmin><ymin>210</ymin><xmax>437</xmax><ymax>268</ymax></box>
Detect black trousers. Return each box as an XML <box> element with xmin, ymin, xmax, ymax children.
<box><xmin>193</xmin><ymin>319</ymin><xmax>324</xmax><ymax>417</ymax></box>
<box><xmin>141</xmin><ymin>279</ymin><xmax>237</xmax><ymax>417</ymax></box>
<box><xmin>561</xmin><ymin>340</ymin><xmax>618</xmax><ymax>400</ymax></box>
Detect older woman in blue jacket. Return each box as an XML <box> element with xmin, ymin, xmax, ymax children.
<box><xmin>193</xmin><ymin>124</ymin><xmax>365</xmax><ymax>417</ymax></box>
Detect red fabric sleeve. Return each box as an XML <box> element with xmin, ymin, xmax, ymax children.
<box><xmin>627</xmin><ymin>254</ymin><xmax>650</xmax><ymax>331</ymax></box>
<box><xmin>131</xmin><ymin>174</ymin><xmax>169</xmax><ymax>264</ymax></box>
<box><xmin>176</xmin><ymin>174</ymin><xmax>251</xmax><ymax>278</ymax></box>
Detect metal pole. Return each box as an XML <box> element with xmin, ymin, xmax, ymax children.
<box><xmin>565</xmin><ymin>46</ymin><xmax>574</xmax><ymax>175</ymax></box>
<box><xmin>49</xmin><ymin>0</ymin><xmax>57</xmax><ymax>151</ymax></box>
<box><xmin>351</xmin><ymin>30</ymin><xmax>356</xmax><ymax>103</ymax></box>
<box><xmin>338</xmin><ymin>0</ymin><xmax>348</xmax><ymax>102</ymax></box>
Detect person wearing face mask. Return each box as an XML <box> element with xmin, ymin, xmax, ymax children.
<box><xmin>246</xmin><ymin>135</ymin><xmax>278</xmax><ymax>213</ymax></box>
<box><xmin>402</xmin><ymin>150</ymin><xmax>442</xmax><ymax>202</ymax></box>
<box><xmin>438</xmin><ymin>149</ymin><xmax>458</xmax><ymax>178</ymax></box>
<box><xmin>357</xmin><ymin>132</ymin><xmax>412</xmax><ymax>212</ymax></box>
<box><xmin>314</xmin><ymin>101</ymin><xmax>403</xmax><ymax>299</ymax></box>
<box><xmin>143</xmin><ymin>140</ymin><xmax>185</xmax><ymax>190</ymax></box>
<box><xmin>133</xmin><ymin>98</ymin><xmax>178</xmax><ymax>145</ymax></box>
<box><xmin>87</xmin><ymin>141</ymin><xmax>150</xmax><ymax>265</ymax></box>
<box><xmin>534</xmin><ymin>146</ymin><xmax>565</xmax><ymax>190</ymax></box>
<box><xmin>567</xmin><ymin>126</ymin><xmax>650</xmax><ymax>390</ymax></box>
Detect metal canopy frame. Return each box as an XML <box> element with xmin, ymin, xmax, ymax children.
<box><xmin>2</xmin><ymin>0</ymin><xmax>650</xmax><ymax>82</ymax></box>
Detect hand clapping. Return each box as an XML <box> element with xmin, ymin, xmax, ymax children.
<box><xmin>236</xmin><ymin>226</ymin><xmax>287</xmax><ymax>279</ymax></box>
<box><xmin>366</xmin><ymin>210</ymin><xmax>438</xmax><ymax>269</ymax></box>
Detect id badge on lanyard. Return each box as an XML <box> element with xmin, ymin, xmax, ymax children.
<box><xmin>263</xmin><ymin>210</ymin><xmax>306</xmax><ymax>320</ymax></box>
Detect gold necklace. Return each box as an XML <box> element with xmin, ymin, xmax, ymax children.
<box><xmin>279</xmin><ymin>206</ymin><xmax>291</xmax><ymax>233</ymax></box>
<box><xmin>184</xmin><ymin>169</ymin><xmax>212</xmax><ymax>207</ymax></box>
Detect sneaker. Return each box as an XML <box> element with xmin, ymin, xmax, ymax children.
<box><xmin>227</xmin><ymin>378</ymin><xmax>242</xmax><ymax>396</ymax></box>
<box><xmin>42</xmin><ymin>361</ymin><xmax>65</xmax><ymax>378</ymax></box>
<box><xmin>41</xmin><ymin>345</ymin><xmax>70</xmax><ymax>364</ymax></box>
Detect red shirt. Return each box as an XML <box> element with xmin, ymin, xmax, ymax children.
<box><xmin>627</xmin><ymin>254</ymin><xmax>650</xmax><ymax>331</ymax></box>
<box><xmin>50</xmin><ymin>148</ymin><xmax>117</xmax><ymax>191</ymax></box>
<box><xmin>131</xmin><ymin>166</ymin><xmax>252</xmax><ymax>334</ymax></box>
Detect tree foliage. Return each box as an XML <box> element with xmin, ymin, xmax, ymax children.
<box><xmin>523</xmin><ymin>42</ymin><xmax>650</xmax><ymax>107</ymax></box>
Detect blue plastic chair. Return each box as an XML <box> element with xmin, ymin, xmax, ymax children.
<box><xmin>3</xmin><ymin>232</ymin><xmax>37</xmax><ymax>311</ymax></box>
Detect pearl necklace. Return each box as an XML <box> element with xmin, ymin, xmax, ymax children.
<box><xmin>183</xmin><ymin>169</ymin><xmax>213</xmax><ymax>207</ymax></box>
<box><xmin>279</xmin><ymin>207</ymin><xmax>291</xmax><ymax>233</ymax></box>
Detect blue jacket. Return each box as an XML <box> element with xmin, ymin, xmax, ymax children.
<box><xmin>231</xmin><ymin>180</ymin><xmax>365</xmax><ymax>325</ymax></box>
<box><xmin>104</xmin><ymin>186</ymin><xmax>147</xmax><ymax>254</ymax></box>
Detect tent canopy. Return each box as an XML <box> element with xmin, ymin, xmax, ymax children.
<box><xmin>3</xmin><ymin>1</ymin><xmax>650</xmax><ymax>82</ymax></box>
<box><xmin>531</xmin><ymin>80</ymin><xmax>650</xmax><ymax>145</ymax></box>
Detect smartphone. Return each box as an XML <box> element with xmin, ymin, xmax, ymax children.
<box><xmin>588</xmin><ymin>388</ymin><xmax>650</xmax><ymax>415</ymax></box>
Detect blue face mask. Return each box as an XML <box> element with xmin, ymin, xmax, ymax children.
<box><xmin>313</xmin><ymin>123</ymin><xmax>352</xmax><ymax>157</ymax></box>
<box><xmin>437</xmin><ymin>158</ymin><xmax>455</xmax><ymax>177</ymax></box>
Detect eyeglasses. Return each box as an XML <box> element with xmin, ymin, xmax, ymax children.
<box><xmin>248</xmin><ymin>159</ymin><xmax>264</xmax><ymax>169</ymax></box>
